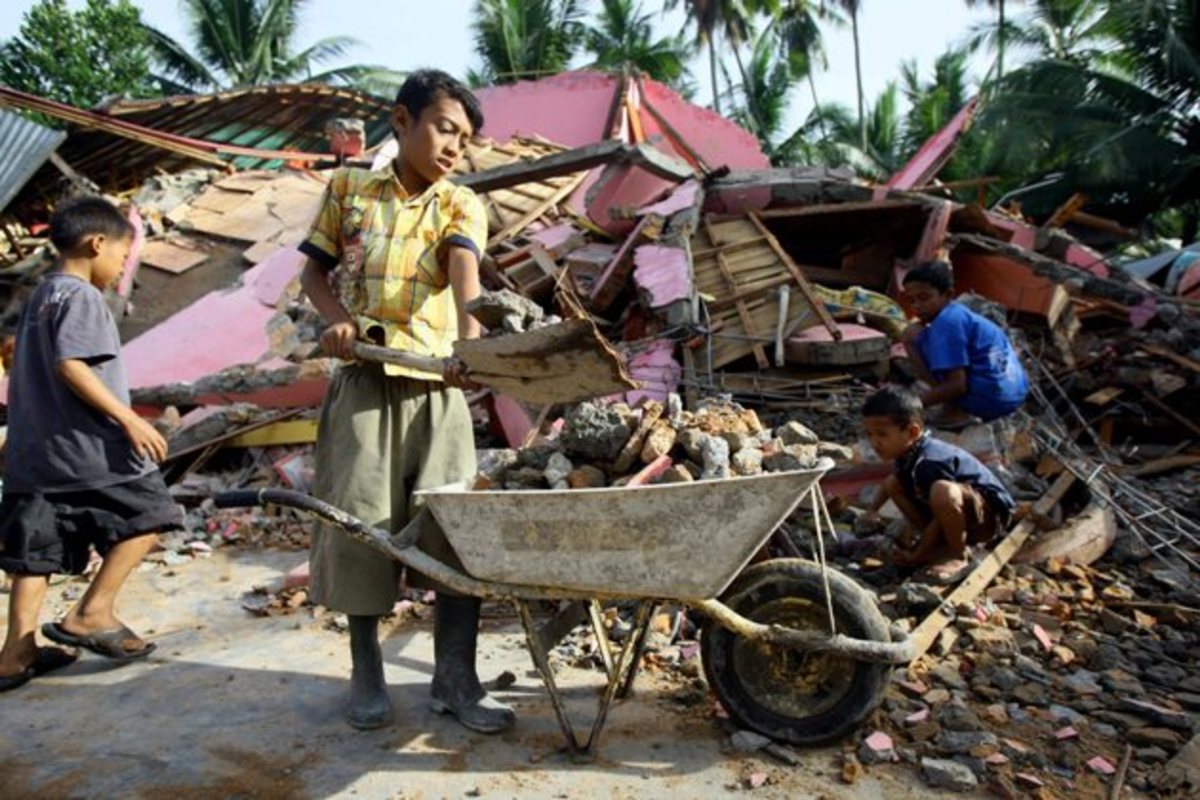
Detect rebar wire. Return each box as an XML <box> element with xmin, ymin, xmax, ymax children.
<box><xmin>808</xmin><ymin>487</ymin><xmax>839</xmax><ymax>636</ymax></box>
<box><xmin>1021</xmin><ymin>352</ymin><xmax>1200</xmax><ymax>579</ymax></box>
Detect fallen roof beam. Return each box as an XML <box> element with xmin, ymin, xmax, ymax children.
<box><xmin>0</xmin><ymin>86</ymin><xmax>337</xmax><ymax>166</ymax></box>
<box><xmin>454</xmin><ymin>140</ymin><xmax>694</xmax><ymax>194</ymax></box>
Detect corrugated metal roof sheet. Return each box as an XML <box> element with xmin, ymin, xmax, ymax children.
<box><xmin>0</xmin><ymin>107</ymin><xmax>66</xmax><ymax>213</ymax></box>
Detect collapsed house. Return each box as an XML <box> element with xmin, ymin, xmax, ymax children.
<box><xmin>1</xmin><ymin>71</ymin><xmax>1198</xmax><ymax>795</ymax></box>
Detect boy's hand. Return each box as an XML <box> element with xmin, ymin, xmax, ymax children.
<box><xmin>443</xmin><ymin>357</ymin><xmax>481</xmax><ymax>391</ymax></box>
<box><xmin>123</xmin><ymin>415</ymin><xmax>168</xmax><ymax>463</ymax></box>
<box><xmin>320</xmin><ymin>320</ymin><xmax>359</xmax><ymax>360</ymax></box>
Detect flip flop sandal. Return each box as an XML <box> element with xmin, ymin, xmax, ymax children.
<box><xmin>31</xmin><ymin>646</ymin><xmax>79</xmax><ymax>676</ymax></box>
<box><xmin>0</xmin><ymin>667</ymin><xmax>34</xmax><ymax>693</ymax></box>
<box><xmin>42</xmin><ymin>622</ymin><xmax>156</xmax><ymax>662</ymax></box>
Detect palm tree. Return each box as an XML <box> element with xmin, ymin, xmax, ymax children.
<box><xmin>144</xmin><ymin>0</ymin><xmax>392</xmax><ymax>92</ymax></box>
<box><xmin>781</xmin><ymin>84</ymin><xmax>903</xmax><ymax>178</ymax></box>
<box><xmin>966</xmin><ymin>0</ymin><xmax>1110</xmax><ymax>67</ymax></box>
<box><xmin>824</xmin><ymin>0</ymin><xmax>865</xmax><ymax>149</ymax></box>
<box><xmin>666</xmin><ymin>0</ymin><xmax>758</xmax><ymax>113</ymax></box>
<box><xmin>584</xmin><ymin>0</ymin><xmax>691</xmax><ymax>90</ymax></box>
<box><xmin>975</xmin><ymin>0</ymin><xmax>1200</xmax><ymax>235</ymax></box>
<box><xmin>965</xmin><ymin>0</ymin><xmax>1008</xmax><ymax>79</ymax></box>
<box><xmin>727</xmin><ymin>22</ymin><xmax>795</xmax><ymax>161</ymax></box>
<box><xmin>471</xmin><ymin>0</ymin><xmax>585</xmax><ymax>85</ymax></box>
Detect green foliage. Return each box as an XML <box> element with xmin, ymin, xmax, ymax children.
<box><xmin>584</xmin><ymin>0</ymin><xmax>691</xmax><ymax>91</ymax></box>
<box><xmin>0</xmin><ymin>0</ymin><xmax>155</xmax><ymax>108</ymax></box>
<box><xmin>471</xmin><ymin>0</ymin><xmax>586</xmax><ymax>85</ymax></box>
<box><xmin>144</xmin><ymin>0</ymin><xmax>401</xmax><ymax>92</ymax></box>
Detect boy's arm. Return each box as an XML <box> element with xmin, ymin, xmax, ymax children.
<box><xmin>920</xmin><ymin>367</ymin><xmax>968</xmax><ymax>407</ymax></box>
<box><xmin>444</xmin><ymin>245</ymin><xmax>481</xmax><ymax>389</ymax></box>
<box><xmin>57</xmin><ymin>359</ymin><xmax>167</xmax><ymax>462</ymax></box>
<box><xmin>299</xmin><ymin>259</ymin><xmax>357</xmax><ymax>359</ymax></box>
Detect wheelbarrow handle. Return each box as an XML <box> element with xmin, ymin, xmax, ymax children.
<box><xmin>214</xmin><ymin>487</ymin><xmax>398</xmax><ymax>542</ymax></box>
<box><xmin>352</xmin><ymin>342</ymin><xmax>446</xmax><ymax>375</ymax></box>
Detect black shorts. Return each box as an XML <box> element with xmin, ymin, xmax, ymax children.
<box><xmin>0</xmin><ymin>472</ymin><xmax>183</xmax><ymax>576</ymax></box>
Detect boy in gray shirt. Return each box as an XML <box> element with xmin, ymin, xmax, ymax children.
<box><xmin>0</xmin><ymin>197</ymin><xmax>182</xmax><ymax>693</ymax></box>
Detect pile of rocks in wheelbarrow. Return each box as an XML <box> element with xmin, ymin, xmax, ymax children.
<box><xmin>472</xmin><ymin>397</ymin><xmax>854</xmax><ymax>491</ymax></box>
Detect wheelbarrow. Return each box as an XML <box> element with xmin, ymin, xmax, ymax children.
<box><xmin>215</xmin><ymin>460</ymin><xmax>913</xmax><ymax>757</ymax></box>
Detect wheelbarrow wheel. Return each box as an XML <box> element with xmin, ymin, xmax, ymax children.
<box><xmin>700</xmin><ymin>559</ymin><xmax>890</xmax><ymax>745</ymax></box>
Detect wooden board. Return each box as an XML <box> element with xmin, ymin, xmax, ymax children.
<box><xmin>140</xmin><ymin>237</ymin><xmax>209</xmax><ymax>274</ymax></box>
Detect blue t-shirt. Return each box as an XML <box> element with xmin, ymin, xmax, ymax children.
<box><xmin>915</xmin><ymin>302</ymin><xmax>1028</xmax><ymax>421</ymax></box>
<box><xmin>5</xmin><ymin>273</ymin><xmax>154</xmax><ymax>493</ymax></box>
<box><xmin>895</xmin><ymin>433</ymin><xmax>1016</xmax><ymax>521</ymax></box>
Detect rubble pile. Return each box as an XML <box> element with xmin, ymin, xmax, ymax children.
<box><xmin>472</xmin><ymin>396</ymin><xmax>851</xmax><ymax>491</ymax></box>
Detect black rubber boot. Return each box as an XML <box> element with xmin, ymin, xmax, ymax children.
<box><xmin>346</xmin><ymin>615</ymin><xmax>394</xmax><ymax>730</ymax></box>
<box><xmin>430</xmin><ymin>595</ymin><xmax>516</xmax><ymax>734</ymax></box>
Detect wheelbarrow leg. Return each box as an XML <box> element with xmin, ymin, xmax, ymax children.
<box><xmin>515</xmin><ymin>599</ymin><xmax>586</xmax><ymax>758</ymax></box>
<box><xmin>583</xmin><ymin>600</ymin><xmax>654</xmax><ymax>752</ymax></box>
<box><xmin>615</xmin><ymin>601</ymin><xmax>653</xmax><ymax>700</ymax></box>
<box><xmin>587</xmin><ymin>600</ymin><xmax>616</xmax><ymax>679</ymax></box>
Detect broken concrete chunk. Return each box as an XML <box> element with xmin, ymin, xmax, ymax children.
<box><xmin>763</xmin><ymin>444</ymin><xmax>819</xmax><ymax>473</ymax></box>
<box><xmin>611</xmin><ymin>401</ymin><xmax>663</xmax><ymax>474</ymax></box>
<box><xmin>657</xmin><ymin>465</ymin><xmax>694</xmax><ymax>484</ymax></box>
<box><xmin>699</xmin><ymin>434</ymin><xmax>731</xmax><ymax>480</ymax></box>
<box><xmin>519</xmin><ymin>442</ymin><xmax>561</xmax><ymax>470</ymax></box>
<box><xmin>720</xmin><ymin>431</ymin><xmax>755</xmax><ymax>453</ymax></box>
<box><xmin>677</xmin><ymin>428</ymin><xmax>705</xmax><ymax>463</ymax></box>
<box><xmin>641</xmin><ymin>420</ymin><xmax>677</xmax><ymax>463</ymax></box>
<box><xmin>504</xmin><ymin>466</ymin><xmax>547</xmax><ymax>490</ymax></box>
<box><xmin>731</xmin><ymin>448</ymin><xmax>764</xmax><ymax>477</ymax></box>
<box><xmin>466</xmin><ymin>289</ymin><xmax>544</xmax><ymax>334</ymax></box>
<box><xmin>561</xmin><ymin>402</ymin><xmax>632</xmax><ymax>462</ymax></box>
<box><xmin>567</xmin><ymin>465</ymin><xmax>607</xmax><ymax>489</ymax></box>
<box><xmin>543</xmin><ymin>452</ymin><xmax>574</xmax><ymax>486</ymax></box>
<box><xmin>920</xmin><ymin>757</ymin><xmax>978</xmax><ymax>792</ymax></box>
<box><xmin>817</xmin><ymin>441</ymin><xmax>854</xmax><ymax>462</ymax></box>
<box><xmin>476</xmin><ymin>448</ymin><xmax>520</xmax><ymax>485</ymax></box>
<box><xmin>777</xmin><ymin>420</ymin><xmax>819</xmax><ymax>446</ymax></box>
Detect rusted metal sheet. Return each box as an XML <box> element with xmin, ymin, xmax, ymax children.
<box><xmin>0</xmin><ymin>107</ymin><xmax>66</xmax><ymax>213</ymax></box>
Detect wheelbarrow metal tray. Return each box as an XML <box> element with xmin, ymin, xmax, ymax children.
<box><xmin>416</xmin><ymin>465</ymin><xmax>829</xmax><ymax>600</ymax></box>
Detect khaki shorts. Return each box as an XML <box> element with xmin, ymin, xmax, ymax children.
<box><xmin>309</xmin><ymin>363</ymin><xmax>476</xmax><ymax>616</ymax></box>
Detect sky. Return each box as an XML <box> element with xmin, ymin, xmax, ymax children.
<box><xmin>2</xmin><ymin>0</ymin><xmax>1001</xmax><ymax>133</ymax></box>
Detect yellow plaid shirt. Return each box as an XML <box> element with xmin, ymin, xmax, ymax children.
<box><xmin>299</xmin><ymin>164</ymin><xmax>488</xmax><ymax>381</ymax></box>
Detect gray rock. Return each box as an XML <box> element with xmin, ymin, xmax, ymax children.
<box><xmin>921</xmin><ymin>757</ymin><xmax>978</xmax><ymax>792</ymax></box>
<box><xmin>543</xmin><ymin>452</ymin><xmax>574</xmax><ymax>486</ymax></box>
<box><xmin>731</xmin><ymin>448</ymin><xmax>764</xmax><ymax>476</ymax></box>
<box><xmin>518</xmin><ymin>443</ymin><xmax>560</xmax><ymax>470</ymax></box>
<box><xmin>931</xmin><ymin>662</ymin><xmax>969</xmax><ymax>691</ymax></box>
<box><xmin>466</xmin><ymin>289</ymin><xmax>544</xmax><ymax>333</ymax></box>
<box><xmin>937</xmin><ymin>703</ymin><xmax>982</xmax><ymax>732</ymax></box>
<box><xmin>730</xmin><ymin>730</ymin><xmax>771</xmax><ymax>753</ymax></box>
<box><xmin>1144</xmin><ymin>664</ymin><xmax>1188</xmax><ymax>687</ymax></box>
<box><xmin>897</xmin><ymin>583</ymin><xmax>943</xmax><ymax>615</ymax></box>
<box><xmin>1062</xmin><ymin>669</ymin><xmax>1104</xmax><ymax>696</ymax></box>
<box><xmin>777</xmin><ymin>420</ymin><xmax>819</xmax><ymax>446</ymax></box>
<box><xmin>561</xmin><ymin>402</ymin><xmax>632</xmax><ymax>462</ymax></box>
<box><xmin>1048</xmin><ymin>704</ymin><xmax>1086</xmax><ymax>725</ymax></box>
<box><xmin>937</xmin><ymin>731</ymin><xmax>999</xmax><ymax>755</ymax></box>
<box><xmin>677</xmin><ymin>428</ymin><xmax>705</xmax><ymax>462</ymax></box>
<box><xmin>816</xmin><ymin>441</ymin><xmax>854</xmax><ymax>462</ymax></box>
<box><xmin>699</xmin><ymin>435</ymin><xmax>731</xmax><ymax>480</ymax></box>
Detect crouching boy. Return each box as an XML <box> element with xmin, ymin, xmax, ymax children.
<box><xmin>901</xmin><ymin>260</ymin><xmax>1028</xmax><ymax>424</ymax></box>
<box><xmin>1</xmin><ymin>197</ymin><xmax>181</xmax><ymax>692</ymax></box>
<box><xmin>863</xmin><ymin>386</ymin><xmax>1016</xmax><ymax>583</ymax></box>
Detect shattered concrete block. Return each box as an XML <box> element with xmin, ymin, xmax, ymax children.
<box><xmin>519</xmin><ymin>442</ymin><xmax>561</xmax><ymax>470</ymax></box>
<box><xmin>921</xmin><ymin>757</ymin><xmax>978</xmax><ymax>792</ymax></box>
<box><xmin>567</xmin><ymin>465</ymin><xmax>607</xmax><ymax>489</ymax></box>
<box><xmin>817</xmin><ymin>441</ymin><xmax>854</xmax><ymax>462</ymax></box>
<box><xmin>657</xmin><ymin>465</ymin><xmax>694</xmax><ymax>484</ymax></box>
<box><xmin>763</xmin><ymin>444</ymin><xmax>819</xmax><ymax>473</ymax></box>
<box><xmin>561</xmin><ymin>402</ymin><xmax>632</xmax><ymax>462</ymax></box>
<box><xmin>612</xmin><ymin>401</ymin><xmax>663</xmax><ymax>474</ymax></box>
<box><xmin>504</xmin><ymin>466</ymin><xmax>547</xmax><ymax>490</ymax></box>
<box><xmin>777</xmin><ymin>420</ymin><xmax>819</xmax><ymax>446</ymax></box>
<box><xmin>699</xmin><ymin>435</ymin><xmax>731</xmax><ymax>480</ymax></box>
<box><xmin>677</xmin><ymin>428</ymin><xmax>705</xmax><ymax>463</ymax></box>
<box><xmin>859</xmin><ymin>731</ymin><xmax>896</xmax><ymax>764</ymax></box>
<box><xmin>731</xmin><ymin>448</ymin><xmax>764</xmax><ymax>477</ymax></box>
<box><xmin>543</xmin><ymin>452</ymin><xmax>574</xmax><ymax>486</ymax></box>
<box><xmin>720</xmin><ymin>431</ymin><xmax>755</xmax><ymax>453</ymax></box>
<box><xmin>641</xmin><ymin>420</ymin><xmax>677</xmax><ymax>463</ymax></box>
<box><xmin>466</xmin><ymin>289</ymin><xmax>544</xmax><ymax>334</ymax></box>
<box><xmin>666</xmin><ymin>393</ymin><xmax>684</xmax><ymax>427</ymax></box>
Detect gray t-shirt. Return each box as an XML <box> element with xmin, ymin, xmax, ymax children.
<box><xmin>4</xmin><ymin>273</ymin><xmax>154</xmax><ymax>493</ymax></box>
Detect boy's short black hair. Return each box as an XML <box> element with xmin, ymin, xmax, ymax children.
<box><xmin>862</xmin><ymin>386</ymin><xmax>925</xmax><ymax>427</ymax></box>
<box><xmin>395</xmin><ymin>69</ymin><xmax>484</xmax><ymax>134</ymax></box>
<box><xmin>49</xmin><ymin>196</ymin><xmax>132</xmax><ymax>253</ymax></box>
<box><xmin>903</xmin><ymin>260</ymin><xmax>954</xmax><ymax>294</ymax></box>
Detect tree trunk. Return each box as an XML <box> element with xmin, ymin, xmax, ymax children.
<box><xmin>808</xmin><ymin>71</ymin><xmax>828</xmax><ymax>141</ymax></box>
<box><xmin>997</xmin><ymin>0</ymin><xmax>1005</xmax><ymax>80</ymax></box>
<box><xmin>709</xmin><ymin>37</ymin><xmax>721</xmax><ymax>114</ymax></box>
<box><xmin>851</xmin><ymin>10</ymin><xmax>865</xmax><ymax>151</ymax></box>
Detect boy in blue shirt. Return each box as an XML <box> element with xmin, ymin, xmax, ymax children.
<box><xmin>0</xmin><ymin>197</ymin><xmax>182</xmax><ymax>692</ymax></box>
<box><xmin>863</xmin><ymin>387</ymin><xmax>1016</xmax><ymax>583</ymax></box>
<box><xmin>902</xmin><ymin>261</ymin><xmax>1028</xmax><ymax>424</ymax></box>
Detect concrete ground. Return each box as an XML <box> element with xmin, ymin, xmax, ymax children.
<box><xmin>1</xmin><ymin>549</ymin><xmax>960</xmax><ymax>799</ymax></box>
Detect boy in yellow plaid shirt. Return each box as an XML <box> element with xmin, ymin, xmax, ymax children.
<box><xmin>298</xmin><ymin>70</ymin><xmax>513</xmax><ymax>733</ymax></box>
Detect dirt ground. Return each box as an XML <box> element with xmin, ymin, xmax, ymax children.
<box><xmin>0</xmin><ymin>549</ymin><xmax>965</xmax><ymax>799</ymax></box>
